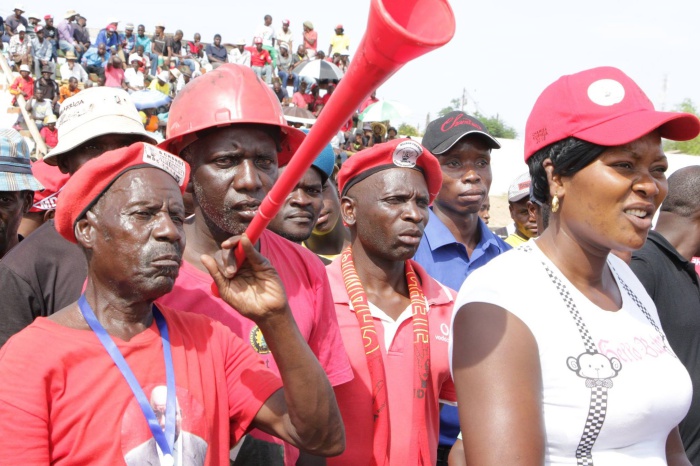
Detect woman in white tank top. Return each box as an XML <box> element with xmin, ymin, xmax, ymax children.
<box><xmin>450</xmin><ymin>66</ymin><xmax>700</xmax><ymax>466</ymax></box>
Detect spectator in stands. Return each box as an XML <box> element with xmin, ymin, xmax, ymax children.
<box><xmin>278</xmin><ymin>19</ymin><xmax>293</xmax><ymax>52</ymax></box>
<box><xmin>31</xmin><ymin>26</ymin><xmax>53</xmax><ymax>78</ymax></box>
<box><xmin>272</xmin><ymin>78</ymin><xmax>289</xmax><ymax>105</ymax></box>
<box><xmin>302</xmin><ymin>21</ymin><xmax>317</xmax><ymax>57</ymax></box>
<box><xmin>291</xmin><ymin>80</ymin><xmax>308</xmax><ymax>107</ymax></box>
<box><xmin>8</xmin><ymin>24</ymin><xmax>31</xmax><ymax>69</ymax></box>
<box><xmin>150</xmin><ymin>21</ymin><xmax>167</xmax><ymax>76</ymax></box>
<box><xmin>345</xmin><ymin>130</ymin><xmax>366</xmax><ymax>155</ymax></box>
<box><xmin>59</xmin><ymin>51</ymin><xmax>88</xmax><ymax>85</ymax></box>
<box><xmin>35</xmin><ymin>66</ymin><xmax>59</xmax><ymax>113</ymax></box>
<box><xmin>255</xmin><ymin>14</ymin><xmax>278</xmax><ymax>69</ymax></box>
<box><xmin>42</xmin><ymin>15</ymin><xmax>58</xmax><ymax>60</ymax></box>
<box><xmin>4</xmin><ymin>6</ymin><xmax>28</xmax><ymax>37</ymax></box>
<box><xmin>149</xmin><ymin>70</ymin><xmax>171</xmax><ymax>96</ymax></box>
<box><xmin>139</xmin><ymin>107</ymin><xmax>159</xmax><ymax>133</ymax></box>
<box><xmin>368</xmin><ymin>122</ymin><xmax>386</xmax><ymax>147</ymax></box>
<box><xmin>135</xmin><ymin>24</ymin><xmax>153</xmax><ymax>71</ymax></box>
<box><xmin>104</xmin><ymin>55</ymin><xmax>126</xmax><ymax>89</ymax></box>
<box><xmin>328</xmin><ymin>24</ymin><xmax>350</xmax><ymax>57</ymax></box>
<box><xmin>25</xmin><ymin>14</ymin><xmax>39</xmax><ymax>40</ymax></box>
<box><xmin>228</xmin><ymin>39</ymin><xmax>250</xmax><ymax>66</ymax></box>
<box><xmin>277</xmin><ymin>43</ymin><xmax>299</xmax><ymax>92</ymax></box>
<box><xmin>187</xmin><ymin>32</ymin><xmax>203</xmax><ymax>58</ymax></box>
<box><xmin>387</xmin><ymin>126</ymin><xmax>398</xmax><ymax>140</ymax></box>
<box><xmin>9</xmin><ymin>64</ymin><xmax>33</xmax><ymax>106</ymax></box>
<box><xmin>122</xmin><ymin>23</ymin><xmax>135</xmax><ymax>55</ymax></box>
<box><xmin>0</xmin><ymin>128</ymin><xmax>41</xmax><ymax>260</ymax></box>
<box><xmin>251</xmin><ymin>36</ymin><xmax>273</xmax><ymax>84</ymax></box>
<box><xmin>168</xmin><ymin>30</ymin><xmax>196</xmax><ymax>73</ymax></box>
<box><xmin>504</xmin><ymin>172</ymin><xmax>538</xmax><ymax>247</ymax></box>
<box><xmin>94</xmin><ymin>23</ymin><xmax>120</xmax><ymax>54</ymax></box>
<box><xmin>205</xmin><ymin>34</ymin><xmax>227</xmax><ymax>69</ymax></box>
<box><xmin>125</xmin><ymin>54</ymin><xmax>145</xmax><ymax>92</ymax></box>
<box><xmin>132</xmin><ymin>45</ymin><xmax>151</xmax><ymax>74</ymax></box>
<box><xmin>57</xmin><ymin>10</ymin><xmax>77</xmax><ymax>56</ymax></box>
<box><xmin>82</xmin><ymin>42</ymin><xmax>110</xmax><ymax>80</ymax></box>
<box><xmin>39</xmin><ymin>114</ymin><xmax>58</xmax><ymax>149</ymax></box>
<box><xmin>59</xmin><ymin>77</ymin><xmax>80</xmax><ymax>103</ymax></box>
<box><xmin>72</xmin><ymin>15</ymin><xmax>90</xmax><ymax>59</ymax></box>
<box><xmin>25</xmin><ymin>87</ymin><xmax>53</xmax><ymax>130</ymax></box>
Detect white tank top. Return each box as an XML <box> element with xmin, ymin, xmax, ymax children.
<box><xmin>450</xmin><ymin>240</ymin><xmax>692</xmax><ymax>465</ymax></box>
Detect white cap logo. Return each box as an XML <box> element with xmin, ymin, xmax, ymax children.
<box><xmin>392</xmin><ymin>140</ymin><xmax>423</xmax><ymax>168</ymax></box>
<box><xmin>587</xmin><ymin>79</ymin><xmax>625</xmax><ymax>106</ymax></box>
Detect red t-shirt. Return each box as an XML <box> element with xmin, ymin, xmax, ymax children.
<box><xmin>303</xmin><ymin>30</ymin><xmax>318</xmax><ymax>52</ymax></box>
<box><xmin>326</xmin><ymin>258</ymin><xmax>457</xmax><ymax>466</ymax></box>
<box><xmin>40</xmin><ymin>126</ymin><xmax>58</xmax><ymax>148</ymax></box>
<box><xmin>104</xmin><ymin>64</ymin><xmax>125</xmax><ymax>88</ymax></box>
<box><xmin>249</xmin><ymin>47</ymin><xmax>272</xmax><ymax>67</ymax></box>
<box><xmin>157</xmin><ymin>230</ymin><xmax>352</xmax><ymax>465</ymax></box>
<box><xmin>0</xmin><ymin>305</ymin><xmax>282</xmax><ymax>465</ymax></box>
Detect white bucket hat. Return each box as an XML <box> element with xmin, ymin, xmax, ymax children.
<box><xmin>44</xmin><ymin>88</ymin><xmax>156</xmax><ymax>166</ymax></box>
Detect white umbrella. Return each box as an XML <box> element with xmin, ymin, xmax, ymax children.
<box><xmin>359</xmin><ymin>99</ymin><xmax>412</xmax><ymax>122</ymax></box>
<box><xmin>295</xmin><ymin>60</ymin><xmax>344</xmax><ymax>81</ymax></box>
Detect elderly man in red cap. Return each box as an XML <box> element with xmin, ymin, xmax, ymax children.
<box><xmin>327</xmin><ymin>139</ymin><xmax>457</xmax><ymax>466</ymax></box>
<box><xmin>0</xmin><ymin>142</ymin><xmax>344</xmax><ymax>465</ymax></box>
<box><xmin>158</xmin><ymin>64</ymin><xmax>351</xmax><ymax>465</ymax></box>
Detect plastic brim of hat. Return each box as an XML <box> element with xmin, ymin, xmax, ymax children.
<box><xmin>574</xmin><ymin>109</ymin><xmax>700</xmax><ymax>146</ymax></box>
<box><xmin>431</xmin><ymin>130</ymin><xmax>501</xmax><ymax>154</ymax></box>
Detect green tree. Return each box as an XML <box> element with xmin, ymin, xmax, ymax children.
<box><xmin>473</xmin><ymin>111</ymin><xmax>518</xmax><ymax>139</ymax></box>
<box><xmin>663</xmin><ymin>99</ymin><xmax>700</xmax><ymax>155</ymax></box>
<box><xmin>398</xmin><ymin>123</ymin><xmax>420</xmax><ymax>137</ymax></box>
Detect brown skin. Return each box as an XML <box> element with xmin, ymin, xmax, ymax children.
<box><xmin>268</xmin><ymin>166</ymin><xmax>324</xmax><ymax>243</ymax></box>
<box><xmin>0</xmin><ymin>190</ymin><xmax>34</xmax><ymax>258</ymax></box>
<box><xmin>19</xmin><ymin>209</ymin><xmax>54</xmax><ymax>238</ymax></box>
<box><xmin>306</xmin><ymin>177</ymin><xmax>350</xmax><ymax>259</ymax></box>
<box><xmin>48</xmin><ymin>168</ymin><xmax>344</xmax><ymax>456</ymax></box>
<box><xmin>478</xmin><ymin>197</ymin><xmax>490</xmax><ymax>225</ymax></box>
<box><xmin>508</xmin><ymin>197</ymin><xmax>538</xmax><ymax>240</ymax></box>
<box><xmin>180</xmin><ymin>125</ymin><xmax>279</xmax><ymax>271</ymax></box>
<box><xmin>341</xmin><ymin>168</ymin><xmax>430</xmax><ymax>320</ymax></box>
<box><xmin>55</xmin><ymin>133</ymin><xmax>149</xmax><ymax>175</ymax></box>
<box><xmin>432</xmin><ymin>136</ymin><xmax>493</xmax><ymax>255</ymax></box>
<box><xmin>447</xmin><ymin>438</ymin><xmax>466</xmax><ymax>466</ymax></box>
<box><xmin>452</xmin><ymin>131</ymin><xmax>690</xmax><ymax>465</ymax></box>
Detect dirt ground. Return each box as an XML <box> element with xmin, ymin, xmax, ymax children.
<box><xmin>487</xmin><ymin>194</ymin><xmax>512</xmax><ymax>230</ymax></box>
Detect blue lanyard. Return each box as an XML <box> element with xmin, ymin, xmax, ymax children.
<box><xmin>78</xmin><ymin>295</ymin><xmax>176</xmax><ymax>461</ymax></box>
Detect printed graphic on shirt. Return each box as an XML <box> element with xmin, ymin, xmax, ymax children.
<box><xmin>249</xmin><ymin>326</ymin><xmax>270</xmax><ymax>354</ymax></box>
<box><xmin>121</xmin><ymin>385</ymin><xmax>208</xmax><ymax>466</ymax></box>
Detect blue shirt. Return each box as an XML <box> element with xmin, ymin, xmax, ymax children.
<box><xmin>82</xmin><ymin>47</ymin><xmax>110</xmax><ymax>67</ymax></box>
<box><xmin>413</xmin><ymin>208</ymin><xmax>510</xmax><ymax>447</ymax></box>
<box><xmin>94</xmin><ymin>29</ymin><xmax>120</xmax><ymax>50</ymax></box>
<box><xmin>135</xmin><ymin>34</ymin><xmax>152</xmax><ymax>54</ymax></box>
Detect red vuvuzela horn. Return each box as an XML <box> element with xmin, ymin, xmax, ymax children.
<box><xmin>237</xmin><ymin>0</ymin><xmax>456</xmax><ymax>264</ymax></box>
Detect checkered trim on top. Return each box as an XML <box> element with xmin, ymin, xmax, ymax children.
<box><xmin>609</xmin><ymin>264</ymin><xmax>675</xmax><ymax>358</ymax></box>
<box><xmin>574</xmin><ymin>385</ymin><xmax>609</xmax><ymax>465</ymax></box>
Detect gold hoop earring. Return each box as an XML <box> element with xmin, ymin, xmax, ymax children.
<box><xmin>551</xmin><ymin>195</ymin><xmax>560</xmax><ymax>213</ymax></box>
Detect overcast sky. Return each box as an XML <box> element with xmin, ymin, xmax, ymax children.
<box><xmin>8</xmin><ymin>0</ymin><xmax>700</xmax><ymax>139</ymax></box>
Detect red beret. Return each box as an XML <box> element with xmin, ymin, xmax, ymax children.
<box><xmin>55</xmin><ymin>142</ymin><xmax>190</xmax><ymax>243</ymax></box>
<box><xmin>29</xmin><ymin>160</ymin><xmax>69</xmax><ymax>213</ymax></box>
<box><xmin>337</xmin><ymin>138</ymin><xmax>442</xmax><ymax>203</ymax></box>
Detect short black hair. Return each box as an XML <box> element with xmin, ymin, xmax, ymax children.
<box><xmin>527</xmin><ymin>137</ymin><xmax>606</xmax><ymax>205</ymax></box>
<box><xmin>661</xmin><ymin>166</ymin><xmax>700</xmax><ymax>217</ymax></box>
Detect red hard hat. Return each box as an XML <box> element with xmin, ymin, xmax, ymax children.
<box><xmin>160</xmin><ymin>64</ymin><xmax>305</xmax><ymax>165</ymax></box>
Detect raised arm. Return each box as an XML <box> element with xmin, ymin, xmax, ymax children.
<box><xmin>202</xmin><ymin>235</ymin><xmax>344</xmax><ymax>457</ymax></box>
<box><xmin>452</xmin><ymin>302</ymin><xmax>545</xmax><ymax>465</ymax></box>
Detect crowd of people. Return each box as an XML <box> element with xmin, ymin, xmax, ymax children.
<box><xmin>1</xmin><ymin>5</ymin><xmax>700</xmax><ymax>466</ymax></box>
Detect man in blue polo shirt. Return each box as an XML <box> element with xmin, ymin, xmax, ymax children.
<box><xmin>413</xmin><ymin>111</ymin><xmax>510</xmax><ymax>465</ymax></box>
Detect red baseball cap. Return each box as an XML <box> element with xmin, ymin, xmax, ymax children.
<box><xmin>55</xmin><ymin>142</ymin><xmax>190</xmax><ymax>243</ymax></box>
<box><xmin>29</xmin><ymin>160</ymin><xmax>69</xmax><ymax>213</ymax></box>
<box><xmin>253</xmin><ymin>36</ymin><xmax>263</xmax><ymax>44</ymax></box>
<box><xmin>336</xmin><ymin>24</ymin><xmax>344</xmax><ymax>30</ymax></box>
<box><xmin>106</xmin><ymin>24</ymin><xmax>117</xmax><ymax>32</ymax></box>
<box><xmin>282</xmin><ymin>19</ymin><xmax>290</xmax><ymax>25</ymax></box>
<box><xmin>337</xmin><ymin>138</ymin><xmax>442</xmax><ymax>203</ymax></box>
<box><xmin>44</xmin><ymin>14</ymin><xmax>52</xmax><ymax>20</ymax></box>
<box><xmin>524</xmin><ymin>66</ymin><xmax>700</xmax><ymax>161</ymax></box>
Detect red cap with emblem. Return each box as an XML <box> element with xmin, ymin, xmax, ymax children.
<box><xmin>524</xmin><ymin>66</ymin><xmax>700</xmax><ymax>161</ymax></box>
<box><xmin>29</xmin><ymin>160</ymin><xmax>69</xmax><ymax>213</ymax></box>
<box><xmin>337</xmin><ymin>138</ymin><xmax>442</xmax><ymax>203</ymax></box>
<box><xmin>55</xmin><ymin>142</ymin><xmax>190</xmax><ymax>243</ymax></box>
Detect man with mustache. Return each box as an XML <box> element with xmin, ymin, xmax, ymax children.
<box><xmin>158</xmin><ymin>64</ymin><xmax>351</xmax><ymax>466</ymax></box>
<box><xmin>413</xmin><ymin>111</ymin><xmax>510</xmax><ymax>465</ymax></box>
<box><xmin>268</xmin><ymin>143</ymin><xmax>335</xmax><ymax>245</ymax></box>
<box><xmin>327</xmin><ymin>139</ymin><xmax>456</xmax><ymax>465</ymax></box>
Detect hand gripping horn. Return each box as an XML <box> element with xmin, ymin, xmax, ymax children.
<box><xmin>236</xmin><ymin>0</ymin><xmax>456</xmax><ymax>264</ymax></box>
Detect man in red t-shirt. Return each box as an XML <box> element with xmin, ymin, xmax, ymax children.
<box><xmin>250</xmin><ymin>36</ymin><xmax>273</xmax><ymax>84</ymax></box>
<box><xmin>328</xmin><ymin>139</ymin><xmax>457</xmax><ymax>465</ymax></box>
<box><xmin>0</xmin><ymin>143</ymin><xmax>344</xmax><ymax>465</ymax></box>
<box><xmin>159</xmin><ymin>64</ymin><xmax>352</xmax><ymax>465</ymax></box>
<box><xmin>302</xmin><ymin>21</ymin><xmax>318</xmax><ymax>57</ymax></box>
